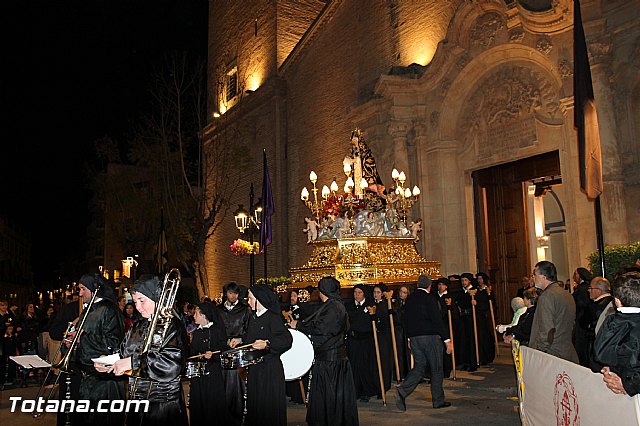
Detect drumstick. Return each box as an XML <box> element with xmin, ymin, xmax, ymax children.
<box><xmin>188</xmin><ymin>350</ymin><xmax>222</xmax><ymax>360</ymax></box>
<box><xmin>225</xmin><ymin>340</ymin><xmax>270</xmax><ymax>352</ymax></box>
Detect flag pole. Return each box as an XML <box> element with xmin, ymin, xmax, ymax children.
<box><xmin>595</xmin><ymin>196</ymin><xmax>606</xmax><ymax>277</ymax></box>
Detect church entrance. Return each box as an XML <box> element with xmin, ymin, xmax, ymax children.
<box><xmin>472</xmin><ymin>151</ymin><xmax>562</xmax><ymax>324</ymax></box>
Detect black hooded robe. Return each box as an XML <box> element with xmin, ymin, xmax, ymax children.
<box><xmin>474</xmin><ymin>288</ymin><xmax>496</xmax><ymax>365</ymax></box>
<box><xmin>120</xmin><ymin>315</ymin><xmax>188</xmax><ymax>426</ymax></box>
<box><xmin>243</xmin><ymin>310</ymin><xmax>293</xmax><ymax>426</ymax></box>
<box><xmin>188</xmin><ymin>309</ymin><xmax>231</xmax><ymax>425</ymax></box>
<box><xmin>345</xmin><ymin>300</ymin><xmax>378</xmax><ymax>399</ymax></box>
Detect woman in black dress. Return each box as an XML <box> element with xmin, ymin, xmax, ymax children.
<box><xmin>97</xmin><ymin>274</ymin><xmax>188</xmax><ymax>426</ymax></box>
<box><xmin>189</xmin><ymin>301</ymin><xmax>230</xmax><ymax>425</ymax></box>
<box><xmin>235</xmin><ymin>284</ymin><xmax>292</xmax><ymax>426</ymax></box>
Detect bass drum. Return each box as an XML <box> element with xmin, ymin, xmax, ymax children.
<box><xmin>280</xmin><ymin>329</ymin><xmax>314</xmax><ymax>381</ymax></box>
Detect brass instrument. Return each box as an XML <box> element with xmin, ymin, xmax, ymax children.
<box><xmin>127</xmin><ymin>268</ymin><xmax>181</xmax><ymax>399</ymax></box>
<box><xmin>33</xmin><ymin>285</ymin><xmax>101</xmax><ymax>418</ymax></box>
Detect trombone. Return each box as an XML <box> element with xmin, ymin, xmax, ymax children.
<box><xmin>32</xmin><ymin>284</ymin><xmax>101</xmax><ymax>417</ymax></box>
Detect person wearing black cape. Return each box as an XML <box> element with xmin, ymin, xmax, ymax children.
<box><xmin>458</xmin><ymin>273</ymin><xmax>478</xmax><ymax>372</ymax></box>
<box><xmin>189</xmin><ymin>301</ymin><xmax>230</xmax><ymax>425</ymax></box>
<box><xmin>217</xmin><ymin>282</ymin><xmax>251</xmax><ymax>425</ymax></box>
<box><xmin>373</xmin><ymin>284</ymin><xmax>393</xmax><ymax>391</ymax></box>
<box><xmin>74</xmin><ymin>274</ymin><xmax>126</xmax><ymax>426</ymax></box>
<box><xmin>96</xmin><ymin>274</ymin><xmax>188</xmax><ymax>426</ymax></box>
<box><xmin>236</xmin><ymin>284</ymin><xmax>292</xmax><ymax>426</ymax></box>
<box><xmin>345</xmin><ymin>284</ymin><xmax>378</xmax><ymax>402</ymax></box>
<box><xmin>474</xmin><ymin>272</ymin><xmax>496</xmax><ymax>365</ymax></box>
<box><xmin>291</xmin><ymin>276</ymin><xmax>359</xmax><ymax>426</ymax></box>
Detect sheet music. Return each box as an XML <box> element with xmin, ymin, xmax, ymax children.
<box><xmin>10</xmin><ymin>355</ymin><xmax>51</xmax><ymax>368</ymax></box>
<box><xmin>91</xmin><ymin>353</ymin><xmax>120</xmax><ymax>366</ymax></box>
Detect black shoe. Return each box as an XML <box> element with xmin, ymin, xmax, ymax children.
<box><xmin>358</xmin><ymin>396</ymin><xmax>370</xmax><ymax>403</ymax></box>
<box><xmin>468</xmin><ymin>365</ymin><xmax>478</xmax><ymax>372</ymax></box>
<box><xmin>459</xmin><ymin>365</ymin><xmax>469</xmax><ymax>371</ymax></box>
<box><xmin>395</xmin><ymin>387</ymin><xmax>406</xmax><ymax>412</ymax></box>
<box><xmin>434</xmin><ymin>402</ymin><xmax>451</xmax><ymax>409</ymax></box>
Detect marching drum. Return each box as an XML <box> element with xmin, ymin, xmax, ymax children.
<box><xmin>220</xmin><ymin>347</ymin><xmax>265</xmax><ymax>369</ymax></box>
<box><xmin>185</xmin><ymin>361</ymin><xmax>208</xmax><ymax>379</ymax></box>
<box><xmin>281</xmin><ymin>329</ymin><xmax>314</xmax><ymax>381</ymax></box>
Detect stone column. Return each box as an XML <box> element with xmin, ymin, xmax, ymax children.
<box><xmin>589</xmin><ymin>37</ymin><xmax>629</xmax><ymax>244</ymax></box>
<box><xmin>423</xmin><ymin>139</ymin><xmax>467</xmax><ymax>274</ymax></box>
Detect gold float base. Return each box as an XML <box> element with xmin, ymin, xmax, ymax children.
<box><xmin>289</xmin><ymin>237</ymin><xmax>441</xmax><ymax>288</ymax></box>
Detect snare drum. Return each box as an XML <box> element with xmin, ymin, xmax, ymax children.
<box><xmin>220</xmin><ymin>347</ymin><xmax>265</xmax><ymax>369</ymax></box>
<box><xmin>185</xmin><ymin>361</ymin><xmax>208</xmax><ymax>378</ymax></box>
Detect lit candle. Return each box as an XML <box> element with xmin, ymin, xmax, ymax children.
<box><xmin>412</xmin><ymin>186</ymin><xmax>420</xmax><ymax>196</ymax></box>
<box><xmin>301</xmin><ymin>187</ymin><xmax>309</xmax><ymax>201</ymax></box>
<box><xmin>330</xmin><ymin>180</ymin><xmax>339</xmax><ymax>193</ymax></box>
<box><xmin>399</xmin><ymin>171</ymin><xmax>406</xmax><ymax>184</ymax></box>
<box><xmin>392</xmin><ymin>169</ymin><xmax>399</xmax><ymax>180</ymax></box>
<box><xmin>346</xmin><ymin>176</ymin><xmax>354</xmax><ymax>189</ymax></box>
<box><xmin>360</xmin><ymin>178</ymin><xmax>368</xmax><ymax>190</ymax></box>
<box><xmin>309</xmin><ymin>171</ymin><xmax>317</xmax><ymax>183</ymax></box>
<box><xmin>321</xmin><ymin>185</ymin><xmax>330</xmax><ymax>199</ymax></box>
<box><xmin>404</xmin><ymin>188</ymin><xmax>411</xmax><ymax>198</ymax></box>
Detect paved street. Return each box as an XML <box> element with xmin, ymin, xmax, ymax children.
<box><xmin>1</xmin><ymin>344</ymin><xmax>520</xmax><ymax>426</ymax></box>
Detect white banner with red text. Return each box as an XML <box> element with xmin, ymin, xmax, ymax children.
<box><xmin>514</xmin><ymin>344</ymin><xmax>640</xmax><ymax>426</ymax></box>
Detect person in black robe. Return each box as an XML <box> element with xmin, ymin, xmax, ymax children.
<box><xmin>292</xmin><ymin>276</ymin><xmax>359</xmax><ymax>426</ymax></box>
<box><xmin>189</xmin><ymin>301</ymin><xmax>231</xmax><ymax>425</ymax></box>
<box><xmin>436</xmin><ymin>278</ymin><xmax>458</xmax><ymax>378</ymax></box>
<box><xmin>572</xmin><ymin>267</ymin><xmax>593</xmax><ymax>367</ymax></box>
<box><xmin>282</xmin><ymin>288</ymin><xmax>310</xmax><ymax>404</ymax></box>
<box><xmin>458</xmin><ymin>273</ymin><xmax>478</xmax><ymax>372</ymax></box>
<box><xmin>475</xmin><ymin>272</ymin><xmax>496</xmax><ymax>365</ymax></box>
<box><xmin>49</xmin><ymin>295</ymin><xmax>82</xmax><ymax>426</ymax></box>
<box><xmin>372</xmin><ymin>284</ymin><xmax>393</xmax><ymax>391</ymax></box>
<box><xmin>217</xmin><ymin>282</ymin><xmax>250</xmax><ymax>425</ymax></box>
<box><xmin>345</xmin><ymin>284</ymin><xmax>378</xmax><ymax>402</ymax></box>
<box><xmin>392</xmin><ymin>286</ymin><xmax>411</xmax><ymax>380</ymax></box>
<box><xmin>97</xmin><ymin>274</ymin><xmax>188</xmax><ymax>426</ymax></box>
<box><xmin>234</xmin><ymin>284</ymin><xmax>292</xmax><ymax>426</ymax></box>
<box><xmin>73</xmin><ymin>274</ymin><xmax>125</xmax><ymax>426</ymax></box>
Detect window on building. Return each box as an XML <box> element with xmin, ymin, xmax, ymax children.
<box><xmin>226</xmin><ymin>66</ymin><xmax>238</xmax><ymax>102</ymax></box>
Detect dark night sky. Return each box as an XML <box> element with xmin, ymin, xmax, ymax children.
<box><xmin>2</xmin><ymin>0</ymin><xmax>208</xmax><ymax>285</ymax></box>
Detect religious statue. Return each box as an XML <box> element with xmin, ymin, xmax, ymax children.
<box><xmin>362</xmin><ymin>211</ymin><xmax>384</xmax><ymax>236</ymax></box>
<box><xmin>343</xmin><ymin>128</ymin><xmax>385</xmax><ymax>197</ymax></box>
<box><xmin>409</xmin><ymin>218</ymin><xmax>423</xmax><ymax>242</ymax></box>
<box><xmin>303</xmin><ymin>217</ymin><xmax>320</xmax><ymax>244</ymax></box>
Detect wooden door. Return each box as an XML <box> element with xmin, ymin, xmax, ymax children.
<box><xmin>473</xmin><ymin>151</ymin><xmax>560</xmax><ymax>324</ymax></box>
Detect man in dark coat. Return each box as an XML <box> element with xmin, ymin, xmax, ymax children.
<box><xmin>293</xmin><ymin>276</ymin><xmax>359</xmax><ymax>426</ymax></box>
<box><xmin>475</xmin><ymin>272</ymin><xmax>496</xmax><ymax>365</ymax></box>
<box><xmin>395</xmin><ymin>275</ymin><xmax>452</xmax><ymax>411</ymax></box>
<box><xmin>345</xmin><ymin>284</ymin><xmax>378</xmax><ymax>402</ymax></box>
<box><xmin>586</xmin><ymin>277</ymin><xmax>613</xmax><ymax>370</ymax></box>
<box><xmin>73</xmin><ymin>273</ymin><xmax>125</xmax><ymax>426</ymax></box>
<box><xmin>217</xmin><ymin>281</ymin><xmax>250</xmax><ymax>425</ymax></box>
<box><xmin>240</xmin><ymin>284</ymin><xmax>293</xmax><ymax>426</ymax></box>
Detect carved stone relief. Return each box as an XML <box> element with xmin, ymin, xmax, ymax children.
<box><xmin>557</xmin><ymin>59</ymin><xmax>572</xmax><ymax>79</ymax></box>
<box><xmin>430</xmin><ymin>111</ymin><xmax>440</xmax><ymax>130</ymax></box>
<box><xmin>458</xmin><ymin>65</ymin><xmax>561</xmax><ymax>158</ymax></box>
<box><xmin>509</xmin><ymin>28</ymin><xmax>525</xmax><ymax>43</ymax></box>
<box><xmin>588</xmin><ymin>36</ymin><xmax>612</xmax><ymax>65</ymax></box>
<box><xmin>470</xmin><ymin>12</ymin><xmax>505</xmax><ymax>48</ymax></box>
<box><xmin>536</xmin><ymin>36</ymin><xmax>553</xmax><ymax>55</ymax></box>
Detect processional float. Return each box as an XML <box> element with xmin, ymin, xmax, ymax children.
<box><xmin>289</xmin><ymin>129</ymin><xmax>443</xmax><ymax>400</ymax></box>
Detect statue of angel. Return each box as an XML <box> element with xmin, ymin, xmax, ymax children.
<box><xmin>303</xmin><ymin>217</ymin><xmax>320</xmax><ymax>243</ymax></box>
<box><xmin>409</xmin><ymin>218</ymin><xmax>423</xmax><ymax>241</ymax></box>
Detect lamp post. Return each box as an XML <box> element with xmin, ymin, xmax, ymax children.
<box><xmin>233</xmin><ymin>184</ymin><xmax>262</xmax><ymax>286</ymax></box>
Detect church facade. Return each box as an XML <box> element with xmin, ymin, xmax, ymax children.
<box><xmin>201</xmin><ymin>0</ymin><xmax>639</xmax><ymax>322</ymax></box>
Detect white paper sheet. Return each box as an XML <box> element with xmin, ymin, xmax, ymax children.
<box><xmin>10</xmin><ymin>355</ymin><xmax>51</xmax><ymax>368</ymax></box>
<box><xmin>91</xmin><ymin>353</ymin><xmax>121</xmax><ymax>366</ymax></box>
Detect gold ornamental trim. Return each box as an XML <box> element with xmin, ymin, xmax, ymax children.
<box><xmin>288</xmin><ymin>237</ymin><xmax>441</xmax><ymax>288</ymax></box>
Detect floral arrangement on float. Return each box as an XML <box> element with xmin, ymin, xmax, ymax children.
<box><xmin>230</xmin><ymin>239</ymin><xmax>260</xmax><ymax>256</ymax></box>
